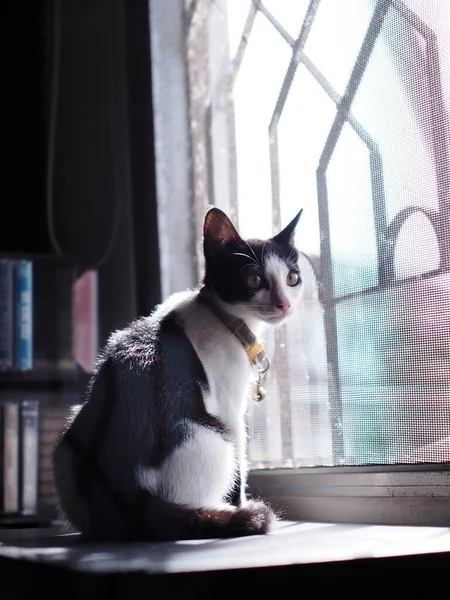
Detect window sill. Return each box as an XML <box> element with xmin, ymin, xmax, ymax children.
<box><xmin>0</xmin><ymin>520</ymin><xmax>449</xmax><ymax>575</ymax></box>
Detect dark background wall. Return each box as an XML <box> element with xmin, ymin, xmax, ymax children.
<box><xmin>1</xmin><ymin>0</ymin><xmax>161</xmax><ymax>344</ymax></box>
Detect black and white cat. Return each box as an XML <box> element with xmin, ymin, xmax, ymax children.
<box><xmin>53</xmin><ymin>207</ymin><xmax>303</xmax><ymax>541</ymax></box>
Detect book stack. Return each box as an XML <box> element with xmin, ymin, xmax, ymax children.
<box><xmin>0</xmin><ymin>260</ymin><xmax>33</xmax><ymax>371</ymax></box>
<box><xmin>0</xmin><ymin>255</ymin><xmax>98</xmax><ymax>524</ymax></box>
<box><xmin>0</xmin><ymin>400</ymin><xmax>39</xmax><ymax>516</ymax></box>
<box><xmin>0</xmin><ymin>258</ymin><xmax>77</xmax><ymax>374</ymax></box>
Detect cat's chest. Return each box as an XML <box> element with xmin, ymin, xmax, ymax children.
<box><xmin>199</xmin><ymin>339</ymin><xmax>254</xmax><ymax>425</ymax></box>
<box><xmin>201</xmin><ymin>332</ymin><xmax>252</xmax><ymax>397</ymax></box>
<box><xmin>179</xmin><ymin>304</ymin><xmax>255</xmax><ymax>415</ymax></box>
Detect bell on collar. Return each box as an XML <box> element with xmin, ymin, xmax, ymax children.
<box><xmin>253</xmin><ymin>383</ymin><xmax>266</xmax><ymax>402</ymax></box>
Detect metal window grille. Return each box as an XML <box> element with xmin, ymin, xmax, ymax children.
<box><xmin>184</xmin><ymin>0</ymin><xmax>450</xmax><ymax>468</ymax></box>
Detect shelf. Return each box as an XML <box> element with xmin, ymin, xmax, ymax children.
<box><xmin>0</xmin><ymin>370</ymin><xmax>93</xmax><ymax>393</ymax></box>
<box><xmin>0</xmin><ymin>513</ymin><xmax>51</xmax><ymax>529</ymax></box>
<box><xmin>0</xmin><ymin>370</ymin><xmax>77</xmax><ymax>384</ymax></box>
<box><xmin>0</xmin><ymin>370</ymin><xmax>93</xmax><ymax>384</ymax></box>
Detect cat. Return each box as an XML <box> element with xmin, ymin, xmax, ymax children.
<box><xmin>53</xmin><ymin>207</ymin><xmax>303</xmax><ymax>541</ymax></box>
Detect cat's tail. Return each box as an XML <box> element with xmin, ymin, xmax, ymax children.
<box><xmin>153</xmin><ymin>498</ymin><xmax>276</xmax><ymax>541</ymax></box>
<box><xmin>76</xmin><ymin>493</ymin><xmax>276</xmax><ymax>542</ymax></box>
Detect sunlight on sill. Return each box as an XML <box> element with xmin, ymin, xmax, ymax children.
<box><xmin>1</xmin><ymin>521</ymin><xmax>449</xmax><ymax>574</ymax></box>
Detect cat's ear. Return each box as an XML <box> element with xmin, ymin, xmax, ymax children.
<box><xmin>272</xmin><ymin>209</ymin><xmax>303</xmax><ymax>246</ymax></box>
<box><xmin>203</xmin><ymin>208</ymin><xmax>241</xmax><ymax>251</ymax></box>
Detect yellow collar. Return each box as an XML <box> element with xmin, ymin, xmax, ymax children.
<box><xmin>198</xmin><ymin>288</ymin><xmax>270</xmax><ymax>400</ymax></box>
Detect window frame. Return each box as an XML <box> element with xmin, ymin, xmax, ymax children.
<box><xmin>149</xmin><ymin>0</ymin><xmax>450</xmax><ymax>528</ymax></box>
<box><xmin>249</xmin><ymin>465</ymin><xmax>450</xmax><ymax>526</ymax></box>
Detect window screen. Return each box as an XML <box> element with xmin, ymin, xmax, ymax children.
<box><xmin>185</xmin><ymin>0</ymin><xmax>450</xmax><ymax>468</ymax></box>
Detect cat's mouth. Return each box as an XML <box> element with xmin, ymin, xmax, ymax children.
<box><xmin>259</xmin><ymin>309</ymin><xmax>291</xmax><ymax>324</ymax></box>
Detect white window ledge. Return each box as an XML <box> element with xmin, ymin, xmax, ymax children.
<box><xmin>0</xmin><ymin>521</ymin><xmax>449</xmax><ymax>574</ymax></box>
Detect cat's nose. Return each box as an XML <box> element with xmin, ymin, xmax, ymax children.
<box><xmin>276</xmin><ymin>300</ymin><xmax>290</xmax><ymax>313</ymax></box>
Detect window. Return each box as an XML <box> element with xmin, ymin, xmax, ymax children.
<box><xmin>150</xmin><ymin>0</ymin><xmax>450</xmax><ymax>525</ymax></box>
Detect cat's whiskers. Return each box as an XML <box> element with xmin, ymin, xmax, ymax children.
<box><xmin>247</xmin><ymin>264</ymin><xmax>261</xmax><ymax>273</ymax></box>
<box><xmin>232</xmin><ymin>252</ymin><xmax>259</xmax><ymax>267</ymax></box>
<box><xmin>286</xmin><ymin>247</ymin><xmax>297</xmax><ymax>265</ymax></box>
<box><xmin>243</xmin><ymin>240</ymin><xmax>261</xmax><ymax>267</ymax></box>
<box><xmin>261</xmin><ymin>241</ymin><xmax>268</xmax><ymax>266</ymax></box>
<box><xmin>253</xmin><ymin>307</ymin><xmax>273</xmax><ymax>314</ymax></box>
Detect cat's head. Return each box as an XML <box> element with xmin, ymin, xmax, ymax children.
<box><xmin>203</xmin><ymin>207</ymin><xmax>303</xmax><ymax>325</ymax></box>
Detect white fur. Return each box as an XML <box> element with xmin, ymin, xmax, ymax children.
<box><xmin>137</xmin><ymin>424</ymin><xmax>236</xmax><ymax>506</ymax></box>
<box><xmin>162</xmin><ymin>426</ymin><xmax>236</xmax><ymax>505</ymax></box>
<box><xmin>178</xmin><ymin>296</ymin><xmax>255</xmax><ymax>506</ymax></box>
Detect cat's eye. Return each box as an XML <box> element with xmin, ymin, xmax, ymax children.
<box><xmin>246</xmin><ymin>274</ymin><xmax>262</xmax><ymax>289</ymax></box>
<box><xmin>287</xmin><ymin>270</ymin><xmax>300</xmax><ymax>287</ymax></box>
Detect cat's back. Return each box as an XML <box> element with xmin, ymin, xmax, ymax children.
<box><xmin>102</xmin><ymin>289</ymin><xmax>199</xmax><ymax>367</ymax></box>
<box><xmin>60</xmin><ymin>289</ymin><xmax>210</xmax><ymax>449</ymax></box>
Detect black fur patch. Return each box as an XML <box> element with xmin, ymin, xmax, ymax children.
<box><xmin>154</xmin><ymin>313</ymin><xmax>229</xmax><ymax>444</ymax></box>
<box><xmin>102</xmin><ymin>311</ymin><xmax>229</xmax><ymax>466</ymax></box>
